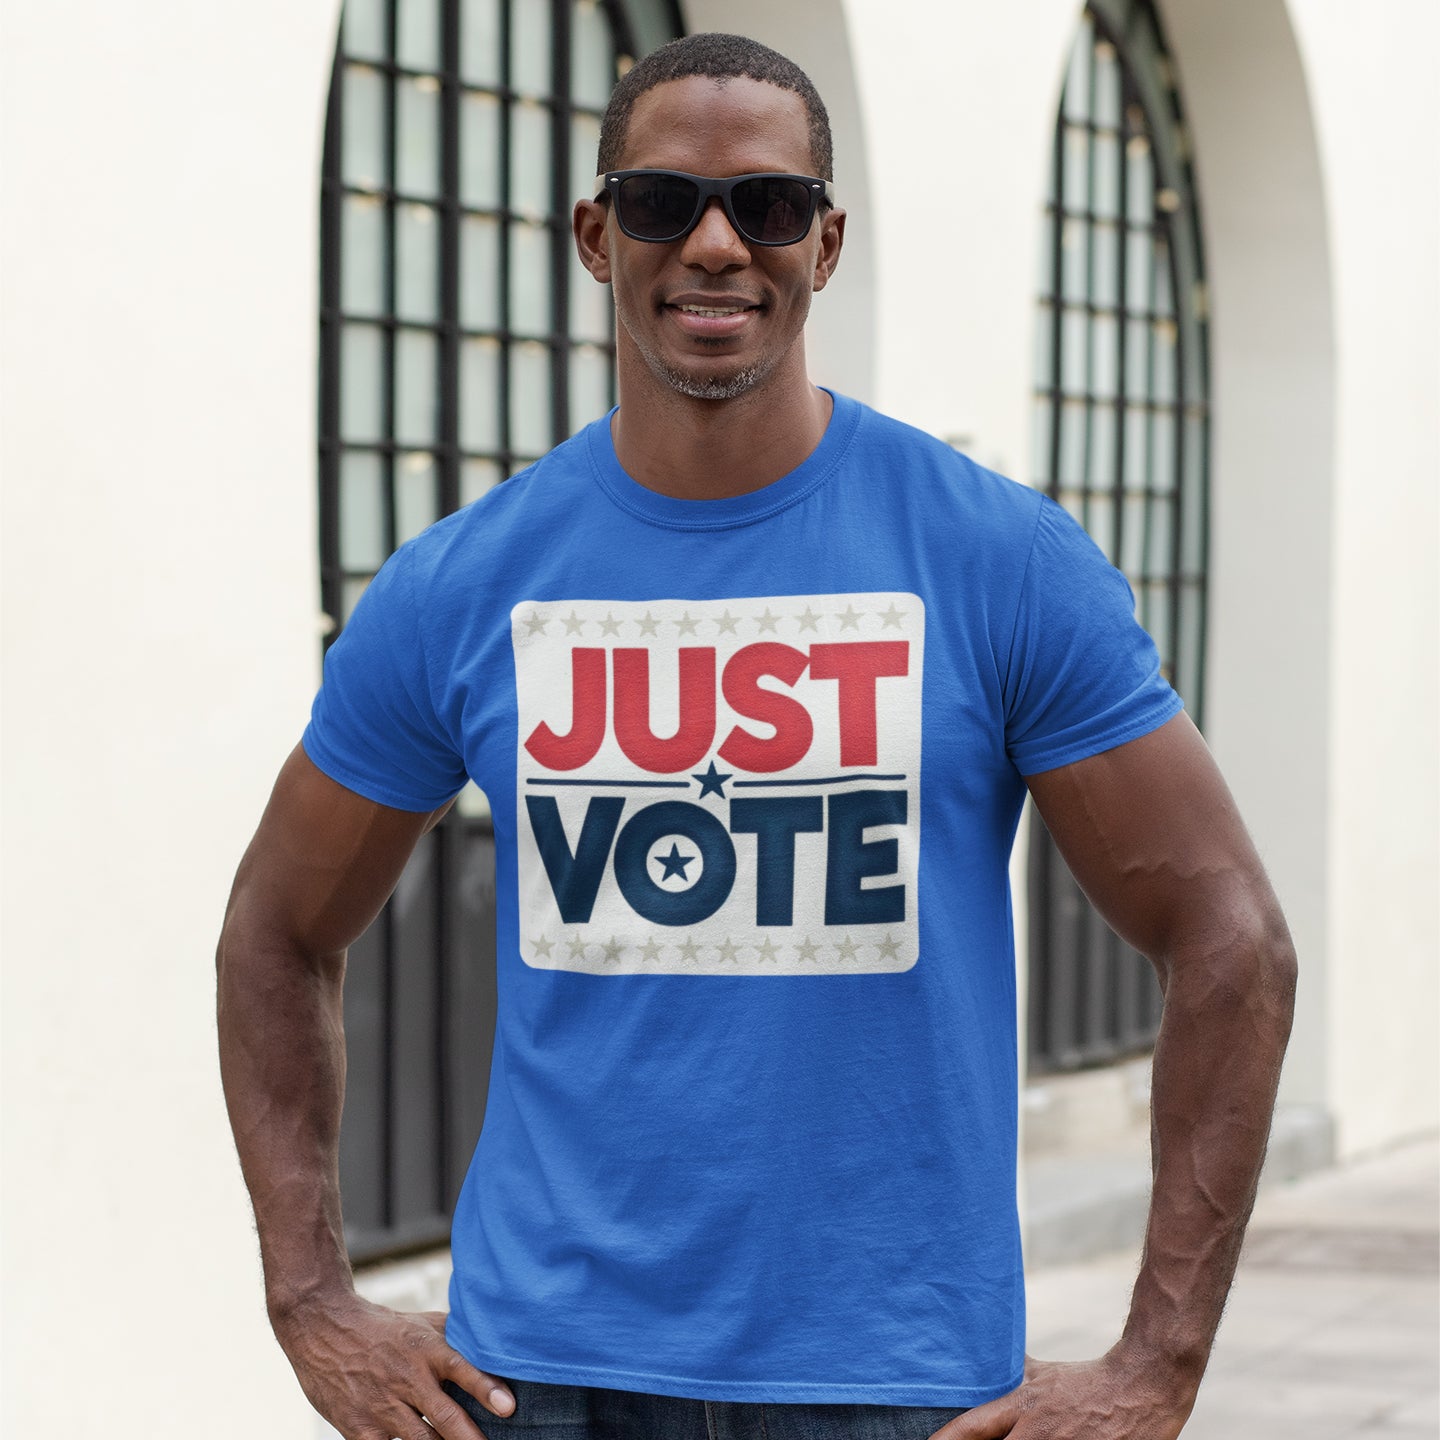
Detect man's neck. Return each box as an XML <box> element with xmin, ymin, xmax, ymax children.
<box><xmin>610</xmin><ymin>374</ymin><xmax>834</xmax><ymax>502</ymax></box>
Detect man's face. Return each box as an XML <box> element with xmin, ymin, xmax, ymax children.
<box><xmin>576</xmin><ymin>76</ymin><xmax>844</xmax><ymax>404</ymax></box>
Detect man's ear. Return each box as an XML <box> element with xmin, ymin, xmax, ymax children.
<box><xmin>573</xmin><ymin>199</ymin><xmax>612</xmax><ymax>284</ymax></box>
<box><xmin>812</xmin><ymin>206</ymin><xmax>845</xmax><ymax>293</ymax></box>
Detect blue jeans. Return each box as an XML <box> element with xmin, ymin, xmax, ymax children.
<box><xmin>443</xmin><ymin>1378</ymin><xmax>966</xmax><ymax>1439</ymax></box>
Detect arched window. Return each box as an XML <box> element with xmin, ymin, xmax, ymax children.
<box><xmin>319</xmin><ymin>0</ymin><xmax>682</xmax><ymax>1262</ymax></box>
<box><xmin>1028</xmin><ymin>0</ymin><xmax>1211</xmax><ymax>1075</ymax></box>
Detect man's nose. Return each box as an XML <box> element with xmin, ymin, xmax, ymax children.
<box><xmin>679</xmin><ymin>196</ymin><xmax>750</xmax><ymax>268</ymax></box>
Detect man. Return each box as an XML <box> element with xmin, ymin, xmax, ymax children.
<box><xmin>218</xmin><ymin>32</ymin><xmax>1296</xmax><ymax>1440</ymax></box>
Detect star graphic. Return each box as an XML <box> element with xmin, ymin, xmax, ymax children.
<box><xmin>566</xmin><ymin>931</ymin><xmax>588</xmax><ymax>962</ymax></box>
<box><xmin>754</xmin><ymin>935</ymin><xmax>781</xmax><ymax>963</ymax></box>
<box><xmin>715</xmin><ymin>936</ymin><xmax>741</xmax><ymax>963</ymax></box>
<box><xmin>520</xmin><ymin>609</ymin><xmax>548</xmax><ymax>639</ymax></box>
<box><xmin>600</xmin><ymin>935</ymin><xmax>624</xmax><ymax>965</ymax></box>
<box><xmin>837</xmin><ymin>604</ymin><xmax>863</xmax><ymax>631</ymax></box>
<box><xmin>795</xmin><ymin>606</ymin><xmax>821</xmax><ymax>633</ymax></box>
<box><xmin>676</xmin><ymin>935</ymin><xmax>702</xmax><ymax>964</ymax></box>
<box><xmin>835</xmin><ymin>933</ymin><xmax>860</xmax><ymax>963</ymax></box>
<box><xmin>636</xmin><ymin>611</ymin><xmax>660</xmax><ymax>637</ymax></box>
<box><xmin>562</xmin><ymin>611</ymin><xmax>586</xmax><ymax>636</ymax></box>
<box><xmin>715</xmin><ymin>610</ymin><xmax>740</xmax><ymax>635</ymax></box>
<box><xmin>876</xmin><ymin>931</ymin><xmax>903</xmax><ymax>962</ymax></box>
<box><xmin>878</xmin><ymin>602</ymin><xmax>906</xmax><ymax>630</ymax></box>
<box><xmin>692</xmin><ymin>760</ymin><xmax>733</xmax><ymax>799</ymax></box>
<box><xmin>638</xmin><ymin>935</ymin><xmax>664</xmax><ymax>964</ymax></box>
<box><xmin>532</xmin><ymin>933</ymin><xmax>554</xmax><ymax>959</ymax></box>
<box><xmin>755</xmin><ymin>607</ymin><xmax>779</xmax><ymax>634</ymax></box>
<box><xmin>655</xmin><ymin>843</ymin><xmax>694</xmax><ymax>882</ymax></box>
<box><xmin>675</xmin><ymin>611</ymin><xmax>700</xmax><ymax>637</ymax></box>
<box><xmin>795</xmin><ymin>935</ymin><xmax>822</xmax><ymax>963</ymax></box>
<box><xmin>598</xmin><ymin>611</ymin><xmax>623</xmax><ymax>637</ymax></box>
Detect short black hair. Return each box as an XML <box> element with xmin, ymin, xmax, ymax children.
<box><xmin>596</xmin><ymin>32</ymin><xmax>833</xmax><ymax>181</ymax></box>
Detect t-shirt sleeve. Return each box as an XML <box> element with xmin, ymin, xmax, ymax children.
<box><xmin>302</xmin><ymin>545</ymin><xmax>468</xmax><ymax>811</ymax></box>
<box><xmin>1003</xmin><ymin>497</ymin><xmax>1183</xmax><ymax>776</ymax></box>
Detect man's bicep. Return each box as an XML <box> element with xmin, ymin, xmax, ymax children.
<box><xmin>1024</xmin><ymin>713</ymin><xmax>1279</xmax><ymax>972</ymax></box>
<box><xmin>226</xmin><ymin>743</ymin><xmax>450</xmax><ymax>961</ymax></box>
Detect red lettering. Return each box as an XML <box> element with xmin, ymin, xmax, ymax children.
<box><xmin>718</xmin><ymin>643</ymin><xmax>813</xmax><ymax>773</ymax></box>
<box><xmin>524</xmin><ymin>647</ymin><xmax>607</xmax><ymax>771</ymax></box>
<box><xmin>613</xmin><ymin>647</ymin><xmax>717</xmax><ymax>773</ymax></box>
<box><xmin>809</xmin><ymin>641</ymin><xmax>910</xmax><ymax>766</ymax></box>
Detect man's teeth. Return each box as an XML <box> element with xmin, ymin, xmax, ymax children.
<box><xmin>678</xmin><ymin>304</ymin><xmax>745</xmax><ymax>316</ymax></box>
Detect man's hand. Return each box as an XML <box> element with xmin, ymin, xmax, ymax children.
<box><xmin>272</xmin><ymin>1292</ymin><xmax>515</xmax><ymax>1440</ymax></box>
<box><xmin>928</xmin><ymin>1350</ymin><xmax>1193</xmax><ymax>1440</ymax></box>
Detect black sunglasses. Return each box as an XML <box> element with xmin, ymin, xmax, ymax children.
<box><xmin>593</xmin><ymin>169</ymin><xmax>835</xmax><ymax>247</ymax></box>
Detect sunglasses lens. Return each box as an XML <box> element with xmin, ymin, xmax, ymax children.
<box><xmin>730</xmin><ymin>177</ymin><xmax>813</xmax><ymax>243</ymax></box>
<box><xmin>615</xmin><ymin>173</ymin><xmax>701</xmax><ymax>240</ymax></box>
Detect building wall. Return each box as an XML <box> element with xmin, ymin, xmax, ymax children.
<box><xmin>3</xmin><ymin>2</ymin><xmax>1435</xmax><ymax>1437</ymax></box>
<box><xmin>1</xmin><ymin>2</ymin><xmax>341</xmax><ymax>1435</ymax></box>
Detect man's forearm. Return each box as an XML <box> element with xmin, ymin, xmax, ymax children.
<box><xmin>1119</xmin><ymin>906</ymin><xmax>1297</xmax><ymax>1394</ymax></box>
<box><xmin>216</xmin><ymin>916</ymin><xmax>355</xmax><ymax>1323</ymax></box>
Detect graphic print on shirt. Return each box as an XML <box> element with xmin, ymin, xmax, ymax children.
<box><xmin>512</xmin><ymin>594</ymin><xmax>924</xmax><ymax>975</ymax></box>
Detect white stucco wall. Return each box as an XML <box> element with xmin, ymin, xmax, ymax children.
<box><xmin>1289</xmin><ymin>0</ymin><xmax>1440</xmax><ymax>1155</ymax></box>
<box><xmin>1</xmin><ymin>2</ymin><xmax>341</xmax><ymax>1435</ymax></box>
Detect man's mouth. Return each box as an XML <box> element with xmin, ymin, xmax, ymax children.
<box><xmin>674</xmin><ymin>303</ymin><xmax>755</xmax><ymax>317</ymax></box>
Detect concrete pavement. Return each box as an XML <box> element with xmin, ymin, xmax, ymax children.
<box><xmin>1024</xmin><ymin>1136</ymin><xmax>1440</xmax><ymax>1438</ymax></box>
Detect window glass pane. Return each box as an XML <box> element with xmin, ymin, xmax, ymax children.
<box><xmin>568</xmin><ymin>344</ymin><xmax>613</xmax><ymax>432</ymax></box>
<box><xmin>1031</xmin><ymin>401</ymin><xmax>1053</xmax><ymax>486</ymax></box>
<box><xmin>1092</xmin><ymin>41</ymin><xmax>1121</xmax><ymax>129</ymax></box>
<box><xmin>343</xmin><ymin>64</ymin><xmax>387</xmax><ymax>190</ymax></box>
<box><xmin>1033</xmin><ymin>303</ymin><xmax>1055</xmax><ymax>389</ymax></box>
<box><xmin>342</xmin><ymin>194</ymin><xmax>387</xmax><ymax>315</ymax></box>
<box><xmin>397</xmin><ymin>75</ymin><xmax>442</xmax><ymax>197</ymax></box>
<box><xmin>1058</xmin><ymin>399</ymin><xmax>1086</xmax><ymax>487</ymax></box>
<box><xmin>341</xmin><ymin>322</ymin><xmax>385</xmax><ymax>443</ymax></box>
<box><xmin>571</xmin><ymin>0</ymin><xmax>616</xmax><ymax>109</ymax></box>
<box><xmin>460</xmin><ymin>0</ymin><xmax>501</xmax><ymax>86</ymax></box>
<box><xmin>1178</xmin><ymin>585</ymin><xmax>1204</xmax><ymax>700</ymax></box>
<box><xmin>1062</xmin><ymin>127</ymin><xmax>1088</xmax><ymax>212</ymax></box>
<box><xmin>1087</xmin><ymin>403</ymin><xmax>1116</xmax><ymax>488</ymax></box>
<box><xmin>1125</xmin><ymin>228</ymin><xmax>1153</xmax><ymax>311</ymax></box>
<box><xmin>460</xmin><ymin>338</ymin><xmax>501</xmax><ymax>451</ymax></box>
<box><xmin>461</xmin><ymin>459</ymin><xmax>504</xmax><ymax>505</ymax></box>
<box><xmin>511</xmin><ymin>0</ymin><xmax>552</xmax><ymax>97</ymax></box>
<box><xmin>1060</xmin><ymin>308</ymin><xmax>1086</xmax><ymax>390</ymax></box>
<box><xmin>568</xmin><ymin>242</ymin><xmax>611</xmax><ymax>344</ymax></box>
<box><xmin>1091</xmin><ymin>221</ymin><xmax>1118</xmax><ymax>310</ymax></box>
<box><xmin>396</xmin><ymin>203</ymin><xmax>440</xmax><ymax>322</ymax></box>
<box><xmin>509</xmin><ymin>221</ymin><xmax>551</xmax><ymax>337</ymax></box>
<box><xmin>511</xmin><ymin>102</ymin><xmax>553</xmax><ymax>217</ymax></box>
<box><xmin>1182</xmin><ymin>417</ymin><xmax>1207</xmax><ymax>571</ymax></box>
<box><xmin>343</xmin><ymin>0</ymin><xmax>388</xmax><ymax>61</ymax></box>
<box><xmin>460</xmin><ymin>92</ymin><xmax>501</xmax><ymax>208</ymax></box>
<box><xmin>1153</xmin><ymin>239</ymin><xmax>1174</xmax><ymax>313</ymax></box>
<box><xmin>571</xmin><ymin>113</ymin><xmax>602</xmax><ymax>208</ymax></box>
<box><xmin>1093</xmin><ymin>131</ymin><xmax>1121</xmax><ymax>222</ymax></box>
<box><xmin>1087</xmin><ymin>490</ymin><xmax>1115</xmax><ymax>562</ymax></box>
<box><xmin>510</xmin><ymin>341</ymin><xmax>553</xmax><ymax>456</ymax></box>
<box><xmin>1126</xmin><ymin>136</ymin><xmax>1153</xmax><ymax>225</ymax></box>
<box><xmin>1120</xmin><ymin>494</ymin><xmax>1147</xmax><ymax>577</ymax></box>
<box><xmin>1153</xmin><ymin>318</ymin><xmax>1177</xmax><ymax>404</ymax></box>
<box><xmin>1036</xmin><ymin>211</ymin><xmax>1056</xmax><ymax>298</ymax></box>
<box><xmin>1125</xmin><ymin>318</ymin><xmax>1150</xmax><ymax>400</ymax></box>
<box><xmin>1061</xmin><ymin>218</ymin><xmax>1086</xmax><ymax>305</ymax></box>
<box><xmin>395</xmin><ymin>450</ymin><xmax>438</xmax><ymax>543</ymax></box>
<box><xmin>1150</xmin><ymin>410</ymin><xmax>1176</xmax><ymax>494</ymax></box>
<box><xmin>1062</xmin><ymin>17</ymin><xmax>1092</xmax><ymax>121</ymax></box>
<box><xmin>460</xmin><ymin>214</ymin><xmax>501</xmax><ymax>330</ymax></box>
<box><xmin>395</xmin><ymin>328</ymin><xmax>439</xmax><ymax>443</ymax></box>
<box><xmin>1144</xmin><ymin>582</ymin><xmax>1172</xmax><ymax>667</ymax></box>
<box><xmin>396</xmin><ymin>0</ymin><xmax>440</xmax><ymax>73</ymax></box>
<box><xmin>1092</xmin><ymin>313</ymin><xmax>1119</xmax><ymax>398</ymax></box>
<box><xmin>1123</xmin><ymin>405</ymin><xmax>1149</xmax><ymax>490</ymax></box>
<box><xmin>340</xmin><ymin>451</ymin><xmax>388</xmax><ymax>569</ymax></box>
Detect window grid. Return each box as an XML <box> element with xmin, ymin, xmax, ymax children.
<box><xmin>1028</xmin><ymin>0</ymin><xmax>1210</xmax><ymax>1078</ymax></box>
<box><xmin>318</xmin><ymin>0</ymin><xmax>682</xmax><ymax>1264</ymax></box>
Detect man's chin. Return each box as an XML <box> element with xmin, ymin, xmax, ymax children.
<box><xmin>655</xmin><ymin>358</ymin><xmax>766</xmax><ymax>402</ymax></box>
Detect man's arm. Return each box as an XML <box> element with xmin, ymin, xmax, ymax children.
<box><xmin>939</xmin><ymin>712</ymin><xmax>1297</xmax><ymax>1440</ymax></box>
<box><xmin>216</xmin><ymin>744</ymin><xmax>516</xmax><ymax>1440</ymax></box>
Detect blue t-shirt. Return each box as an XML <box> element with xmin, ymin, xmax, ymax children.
<box><xmin>304</xmin><ymin>392</ymin><xmax>1181</xmax><ymax>1406</ymax></box>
